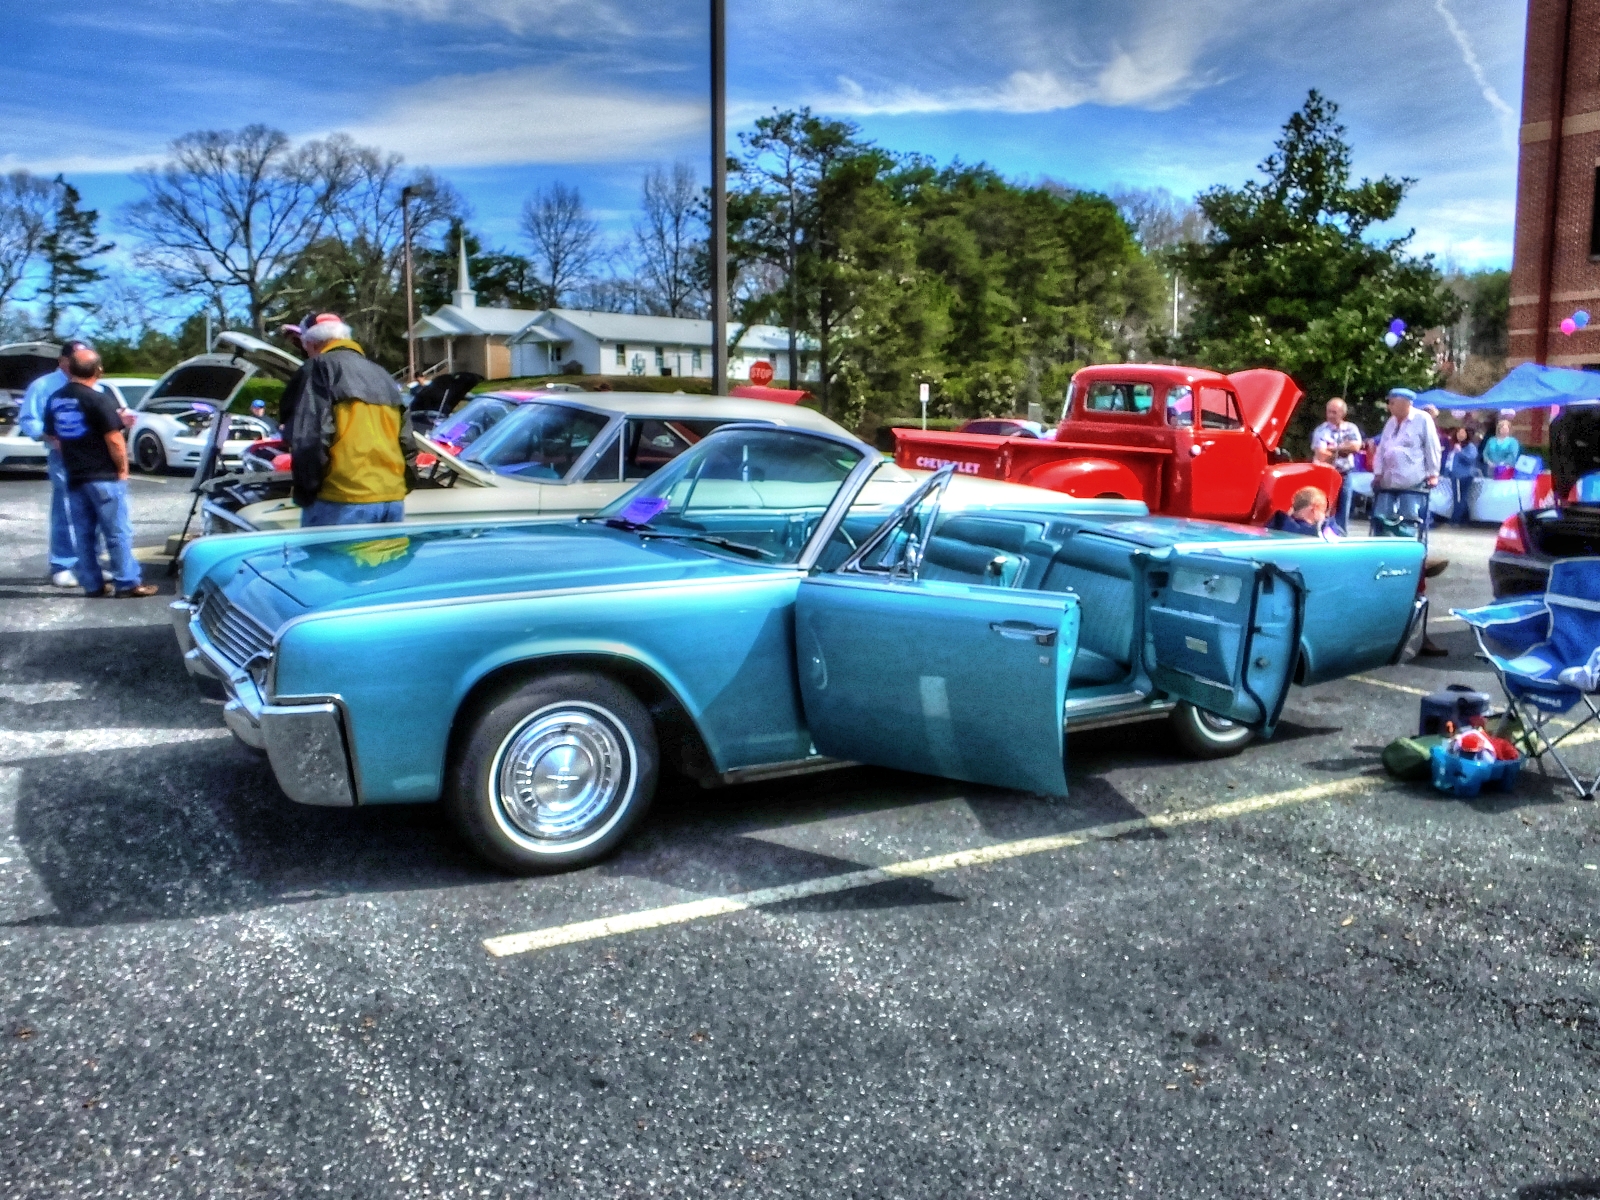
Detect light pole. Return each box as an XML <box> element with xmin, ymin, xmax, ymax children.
<box><xmin>710</xmin><ymin>0</ymin><xmax>728</xmax><ymax>395</ymax></box>
<box><xmin>401</xmin><ymin>185</ymin><xmax>418</xmax><ymax>383</ymax></box>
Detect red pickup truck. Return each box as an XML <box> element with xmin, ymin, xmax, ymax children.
<box><xmin>894</xmin><ymin>363</ymin><xmax>1341</xmax><ymax>524</ymax></box>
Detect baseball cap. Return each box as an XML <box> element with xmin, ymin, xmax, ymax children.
<box><xmin>1386</xmin><ymin>387</ymin><xmax>1418</xmax><ymax>402</ymax></box>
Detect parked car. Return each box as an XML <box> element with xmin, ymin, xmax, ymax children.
<box><xmin>1490</xmin><ymin>404</ymin><xmax>1600</xmax><ymax>596</ymax></box>
<box><xmin>172</xmin><ymin>423</ymin><xmax>1426</xmax><ymax>874</ymax></box>
<box><xmin>894</xmin><ymin>364</ymin><xmax>1340</xmax><ymax>524</ymax></box>
<box><xmin>127</xmin><ymin>332</ymin><xmax>299</xmax><ymax>473</ymax></box>
<box><xmin>0</xmin><ymin>341</ymin><xmax>61</xmax><ymax>467</ymax></box>
<box><xmin>405</xmin><ymin>371</ymin><xmax>483</xmax><ymax>437</ymax></box>
<box><xmin>102</xmin><ymin>376</ymin><xmax>159</xmax><ymax>409</ymax></box>
<box><xmin>959</xmin><ymin>418</ymin><xmax>1050</xmax><ymax>439</ymax></box>
<box><xmin>198</xmin><ymin>391</ymin><xmax>854</xmax><ymax>533</ymax></box>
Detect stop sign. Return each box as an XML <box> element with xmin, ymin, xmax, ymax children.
<box><xmin>748</xmin><ymin>360</ymin><xmax>774</xmax><ymax>386</ymax></box>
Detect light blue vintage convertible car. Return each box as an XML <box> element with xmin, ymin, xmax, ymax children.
<box><xmin>173</xmin><ymin>425</ymin><xmax>1427</xmax><ymax>872</ymax></box>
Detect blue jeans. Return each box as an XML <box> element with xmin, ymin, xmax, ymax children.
<box><xmin>1450</xmin><ymin>477</ymin><xmax>1473</xmax><ymax>525</ymax></box>
<box><xmin>45</xmin><ymin>448</ymin><xmax>77</xmax><ymax>573</ymax></box>
<box><xmin>1333</xmin><ymin>472</ymin><xmax>1354</xmax><ymax>534</ymax></box>
<box><xmin>301</xmin><ymin>499</ymin><xmax>406</xmax><ymax>527</ymax></box>
<box><xmin>66</xmin><ymin>480</ymin><xmax>141</xmax><ymax>593</ymax></box>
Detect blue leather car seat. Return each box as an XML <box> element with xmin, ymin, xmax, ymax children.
<box><xmin>1043</xmin><ymin>534</ymin><xmax>1137</xmax><ymax>686</ymax></box>
<box><xmin>921</xmin><ymin>516</ymin><xmax>1058</xmax><ymax>589</ymax></box>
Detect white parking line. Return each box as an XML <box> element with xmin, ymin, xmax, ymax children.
<box><xmin>0</xmin><ymin>726</ymin><xmax>232</xmax><ymax>763</ymax></box>
<box><xmin>483</xmin><ymin>775</ymin><xmax>1383</xmax><ymax>958</ymax></box>
<box><xmin>0</xmin><ymin>682</ymin><xmax>82</xmax><ymax>704</ymax></box>
<box><xmin>1351</xmin><ymin>675</ymin><xmax>1430</xmax><ymax>697</ymax></box>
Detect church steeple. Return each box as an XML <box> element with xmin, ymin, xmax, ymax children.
<box><xmin>452</xmin><ymin>235</ymin><xmax>476</xmax><ymax>310</ymax></box>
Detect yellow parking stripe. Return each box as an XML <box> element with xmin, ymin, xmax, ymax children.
<box><xmin>483</xmin><ymin>775</ymin><xmax>1383</xmax><ymax>957</ymax></box>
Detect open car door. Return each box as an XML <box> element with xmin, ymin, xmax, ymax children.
<box><xmin>1137</xmin><ymin>551</ymin><xmax>1304</xmax><ymax>734</ymax></box>
<box><xmin>793</xmin><ymin>468</ymin><xmax>1077</xmax><ymax>796</ymax></box>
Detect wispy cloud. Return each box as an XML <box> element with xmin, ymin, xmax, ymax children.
<box><xmin>333</xmin><ymin>66</ymin><xmax>708</xmax><ymax>167</ymax></box>
<box><xmin>300</xmin><ymin>0</ymin><xmax>639</xmax><ymax>37</ymax></box>
<box><xmin>1432</xmin><ymin>0</ymin><xmax>1516</xmax><ymax>139</ymax></box>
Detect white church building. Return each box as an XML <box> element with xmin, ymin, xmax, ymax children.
<box><xmin>408</xmin><ymin>240</ymin><xmax>819</xmax><ymax>384</ymax></box>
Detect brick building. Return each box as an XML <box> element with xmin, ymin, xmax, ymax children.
<box><xmin>1509</xmin><ymin>0</ymin><xmax>1600</xmax><ymax>370</ymax></box>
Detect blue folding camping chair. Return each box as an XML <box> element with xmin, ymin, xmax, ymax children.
<box><xmin>1453</xmin><ymin>557</ymin><xmax>1600</xmax><ymax>799</ymax></box>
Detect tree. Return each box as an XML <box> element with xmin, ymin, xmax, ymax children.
<box><xmin>270</xmin><ymin>141</ymin><xmax>464</xmax><ymax>369</ymax></box>
<box><xmin>0</xmin><ymin>171</ymin><xmax>54</xmax><ymax>313</ymax></box>
<box><xmin>631</xmin><ymin>162</ymin><xmax>705</xmax><ymax>317</ymax></box>
<box><xmin>36</xmin><ymin>176</ymin><xmax>113</xmax><ymax>335</ymax></box>
<box><xmin>122</xmin><ymin>125</ymin><xmax>346</xmax><ymax>336</ymax></box>
<box><xmin>1172</xmin><ymin>92</ymin><xmax>1458</xmax><ymax>442</ymax></box>
<box><xmin>414</xmin><ymin>220</ymin><xmax>538</xmax><ymax>314</ymax></box>
<box><xmin>519</xmin><ymin>183</ymin><xmax>599</xmax><ymax>307</ymax></box>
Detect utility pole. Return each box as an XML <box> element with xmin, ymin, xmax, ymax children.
<box><xmin>710</xmin><ymin>0</ymin><xmax>728</xmax><ymax>394</ymax></box>
<box><xmin>1171</xmin><ymin>272</ymin><xmax>1181</xmax><ymax>336</ymax></box>
<box><xmin>401</xmin><ymin>185</ymin><xmax>418</xmax><ymax>383</ymax></box>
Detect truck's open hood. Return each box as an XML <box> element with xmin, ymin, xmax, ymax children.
<box><xmin>1229</xmin><ymin>369</ymin><xmax>1302</xmax><ymax>453</ymax></box>
<box><xmin>238</xmin><ymin>521</ymin><xmax>765</xmax><ymax>613</ymax></box>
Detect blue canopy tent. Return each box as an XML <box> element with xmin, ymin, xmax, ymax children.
<box><xmin>1417</xmin><ymin>362</ymin><xmax>1600</xmax><ymax>411</ymax></box>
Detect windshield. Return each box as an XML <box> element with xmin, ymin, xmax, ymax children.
<box><xmin>593</xmin><ymin>428</ymin><xmax>868</xmax><ymax>564</ymax></box>
<box><xmin>431</xmin><ymin>395</ymin><xmax>518</xmax><ymax>450</ymax></box>
<box><xmin>462</xmin><ymin>401</ymin><xmax>610</xmax><ymax>480</ymax></box>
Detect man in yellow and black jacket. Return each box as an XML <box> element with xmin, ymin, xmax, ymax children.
<box><xmin>289</xmin><ymin>316</ymin><xmax>419</xmax><ymax>527</ymax></box>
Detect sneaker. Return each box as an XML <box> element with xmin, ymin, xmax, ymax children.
<box><xmin>113</xmin><ymin>584</ymin><xmax>159</xmax><ymax>599</ymax></box>
<box><xmin>49</xmin><ymin>570</ymin><xmax>78</xmax><ymax>588</ymax></box>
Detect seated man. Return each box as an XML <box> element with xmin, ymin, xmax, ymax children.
<box><xmin>1267</xmin><ymin>486</ymin><xmax>1340</xmax><ymax>540</ymax></box>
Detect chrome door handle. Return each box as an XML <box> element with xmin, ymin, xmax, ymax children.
<box><xmin>990</xmin><ymin>620</ymin><xmax>1057</xmax><ymax>646</ymax></box>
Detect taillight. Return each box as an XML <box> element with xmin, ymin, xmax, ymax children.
<box><xmin>1495</xmin><ymin>514</ymin><xmax>1527</xmax><ymax>556</ymax></box>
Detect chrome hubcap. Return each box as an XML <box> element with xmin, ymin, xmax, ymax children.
<box><xmin>493</xmin><ymin>708</ymin><xmax>627</xmax><ymax>845</ymax></box>
<box><xmin>1196</xmin><ymin>709</ymin><xmax>1244</xmax><ymax>736</ymax></box>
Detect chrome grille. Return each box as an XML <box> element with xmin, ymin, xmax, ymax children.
<box><xmin>196</xmin><ymin>586</ymin><xmax>273</xmax><ymax>670</ymax></box>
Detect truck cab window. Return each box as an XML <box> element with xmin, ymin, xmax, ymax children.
<box><xmin>1165</xmin><ymin>386</ymin><xmax>1194</xmax><ymax>428</ymax></box>
<box><xmin>1086</xmin><ymin>382</ymin><xmax>1154</xmax><ymax>414</ymax></box>
<box><xmin>1199</xmin><ymin>387</ymin><xmax>1243</xmax><ymax>430</ymax></box>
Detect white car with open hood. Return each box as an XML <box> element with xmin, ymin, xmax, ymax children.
<box><xmin>128</xmin><ymin>332</ymin><xmax>300</xmax><ymax>474</ymax></box>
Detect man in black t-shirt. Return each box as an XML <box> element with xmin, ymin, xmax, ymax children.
<box><xmin>43</xmin><ymin>349</ymin><xmax>157</xmax><ymax>598</ymax></box>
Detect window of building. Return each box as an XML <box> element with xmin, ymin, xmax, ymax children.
<box><xmin>654</xmin><ymin>346</ymin><xmax>666</xmax><ymax>371</ymax></box>
<box><xmin>1084</xmin><ymin>382</ymin><xmax>1153</xmax><ymax>414</ymax></box>
<box><xmin>692</xmin><ymin>348</ymin><xmax>702</xmax><ymax>370</ymax></box>
<box><xmin>1591</xmin><ymin>166</ymin><xmax>1600</xmax><ymax>259</ymax></box>
<box><xmin>1198</xmin><ymin>386</ymin><xmax>1243</xmax><ymax>430</ymax></box>
<box><xmin>616</xmin><ymin>343</ymin><xmax>627</xmax><ymax>366</ymax></box>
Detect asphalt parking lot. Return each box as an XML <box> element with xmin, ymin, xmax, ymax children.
<box><xmin>3</xmin><ymin>468</ymin><xmax>1599</xmax><ymax>1199</ymax></box>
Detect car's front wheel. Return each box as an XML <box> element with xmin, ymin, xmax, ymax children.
<box><xmin>1168</xmin><ymin>701</ymin><xmax>1255</xmax><ymax>759</ymax></box>
<box><xmin>134</xmin><ymin>432</ymin><xmax>166</xmax><ymax>474</ymax></box>
<box><xmin>448</xmin><ymin>672</ymin><xmax>659</xmax><ymax>873</ymax></box>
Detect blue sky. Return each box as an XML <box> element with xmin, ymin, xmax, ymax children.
<box><xmin>1</xmin><ymin>0</ymin><xmax>1524</xmax><ymax>299</ymax></box>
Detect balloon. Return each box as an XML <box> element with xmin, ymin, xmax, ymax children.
<box><xmin>1576</xmin><ymin>310</ymin><xmax>1591</xmax><ymax>329</ymax></box>
<box><xmin>1561</xmin><ymin>318</ymin><xmax>1577</xmax><ymax>336</ymax></box>
<box><xmin>1383</xmin><ymin>331</ymin><xmax>1400</xmax><ymax>348</ymax></box>
<box><xmin>1389</xmin><ymin>318</ymin><xmax>1407</xmax><ymax>336</ymax></box>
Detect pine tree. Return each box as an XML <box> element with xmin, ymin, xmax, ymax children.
<box><xmin>37</xmin><ymin>176</ymin><xmax>112</xmax><ymax>334</ymax></box>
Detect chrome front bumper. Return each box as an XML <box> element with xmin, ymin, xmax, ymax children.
<box><xmin>170</xmin><ymin>599</ymin><xmax>358</xmax><ymax>807</ymax></box>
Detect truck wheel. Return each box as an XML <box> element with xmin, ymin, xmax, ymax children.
<box><xmin>449</xmin><ymin>672</ymin><xmax>659</xmax><ymax>874</ymax></box>
<box><xmin>1169</xmin><ymin>701</ymin><xmax>1255</xmax><ymax>759</ymax></box>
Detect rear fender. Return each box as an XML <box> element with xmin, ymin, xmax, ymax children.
<box><xmin>1250</xmin><ymin>461</ymin><xmax>1344</xmax><ymax>525</ymax></box>
<box><xmin>1019</xmin><ymin>457</ymin><xmax>1145</xmax><ymax>502</ymax></box>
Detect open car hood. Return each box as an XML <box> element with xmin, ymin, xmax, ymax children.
<box><xmin>416</xmin><ymin>433</ymin><xmax>498</xmax><ymax>487</ymax></box>
<box><xmin>213</xmin><ymin>331</ymin><xmax>302</xmax><ymax>382</ymax></box>
<box><xmin>1228</xmin><ymin>369</ymin><xmax>1302</xmax><ymax>453</ymax></box>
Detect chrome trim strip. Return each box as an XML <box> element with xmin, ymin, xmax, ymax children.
<box><xmin>1064</xmin><ymin>701</ymin><xmax>1175</xmax><ymax>734</ymax></box>
<box><xmin>1063</xmin><ymin>690</ymin><xmax>1157</xmax><ymax>718</ymax></box>
<box><xmin>718</xmin><ymin>756</ymin><xmax>856</xmax><ymax>786</ymax></box>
